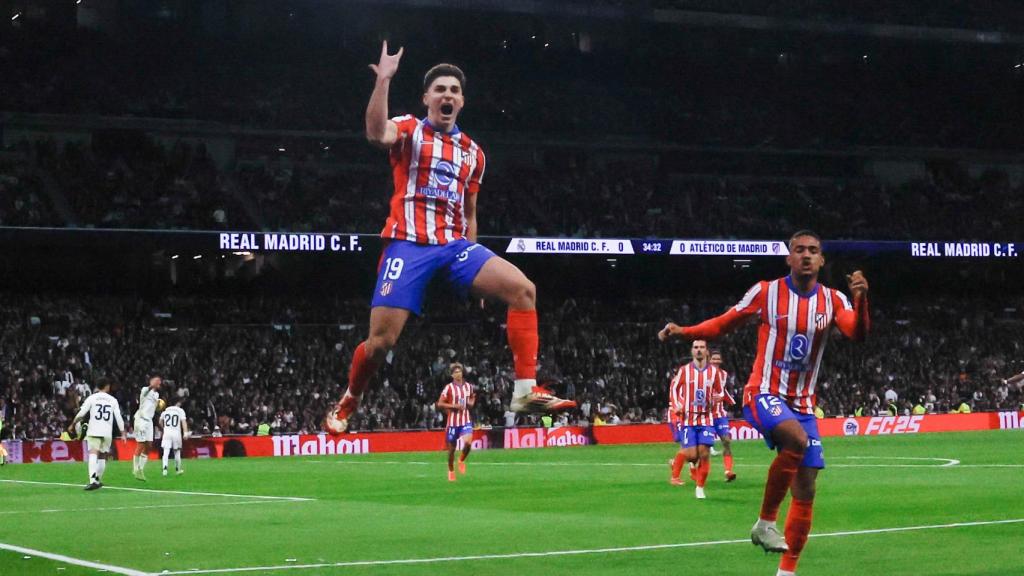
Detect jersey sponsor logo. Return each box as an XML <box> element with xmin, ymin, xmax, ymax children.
<box><xmin>789</xmin><ymin>334</ymin><xmax>810</xmax><ymax>360</ymax></box>
<box><xmin>415</xmin><ymin>186</ymin><xmax>461</xmax><ymax>201</ymax></box>
<box><xmin>843</xmin><ymin>417</ymin><xmax>860</xmax><ymax>436</ymax></box>
<box><xmin>772</xmin><ymin>359</ymin><xmax>810</xmax><ymax>372</ymax></box>
<box><xmin>432</xmin><ymin>160</ymin><xmax>457</xmax><ymax>187</ymax></box>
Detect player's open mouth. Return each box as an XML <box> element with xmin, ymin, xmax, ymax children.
<box><xmin>440</xmin><ymin>103</ymin><xmax>454</xmax><ymax>115</ymax></box>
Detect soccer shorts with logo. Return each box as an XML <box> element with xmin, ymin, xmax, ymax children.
<box><xmin>445</xmin><ymin>423</ymin><xmax>474</xmax><ymax>444</ymax></box>
<box><xmin>742</xmin><ymin>394</ymin><xmax>825</xmax><ymax>469</ymax></box>
<box><xmin>134</xmin><ymin>417</ymin><xmax>154</xmax><ymax>442</ymax></box>
<box><xmin>86</xmin><ymin>435</ymin><xmax>112</xmax><ymax>453</ymax></box>
<box><xmin>161</xmin><ymin>432</ymin><xmax>182</xmax><ymax>450</ymax></box>
<box><xmin>681</xmin><ymin>425</ymin><xmax>717</xmax><ymax>448</ymax></box>
<box><xmin>370</xmin><ymin>239</ymin><xmax>495</xmax><ymax>315</ymax></box>
<box><xmin>713</xmin><ymin>417</ymin><xmax>731</xmax><ymax>440</ymax></box>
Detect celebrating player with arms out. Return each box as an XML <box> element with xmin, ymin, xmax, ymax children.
<box><xmin>709</xmin><ymin>349</ymin><xmax>737</xmax><ymax>482</ymax></box>
<box><xmin>326</xmin><ymin>42</ymin><xmax>575</xmax><ymax>434</ymax></box>
<box><xmin>659</xmin><ymin>231</ymin><xmax>869</xmax><ymax>576</ymax></box>
<box><xmin>436</xmin><ymin>363</ymin><xmax>475</xmax><ymax>482</ymax></box>
<box><xmin>67</xmin><ymin>377</ymin><xmax>126</xmax><ymax>490</ymax></box>
<box><xmin>668</xmin><ymin>340</ymin><xmax>725</xmax><ymax>499</ymax></box>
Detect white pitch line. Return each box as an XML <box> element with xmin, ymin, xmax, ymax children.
<box><xmin>156</xmin><ymin>517</ymin><xmax>1024</xmax><ymax>575</ymax></box>
<box><xmin>310</xmin><ymin>456</ymin><xmax>965</xmax><ymax>469</ymax></box>
<box><xmin>0</xmin><ymin>479</ymin><xmax>314</xmax><ymax>501</ymax></box>
<box><xmin>0</xmin><ymin>499</ymin><xmax>293</xmax><ymax>516</ymax></box>
<box><xmin>0</xmin><ymin>542</ymin><xmax>149</xmax><ymax>576</ymax></box>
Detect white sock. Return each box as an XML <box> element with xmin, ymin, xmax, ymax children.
<box><xmin>514</xmin><ymin>378</ymin><xmax>536</xmax><ymax>397</ymax></box>
<box><xmin>140</xmin><ymin>454</ymin><xmax>148</xmax><ymax>470</ymax></box>
<box><xmin>88</xmin><ymin>453</ymin><xmax>98</xmax><ymax>483</ymax></box>
<box><xmin>757</xmin><ymin>518</ymin><xmax>775</xmax><ymax>529</ymax></box>
<box><xmin>777</xmin><ymin>570</ymin><xmax>796</xmax><ymax>576</ymax></box>
<box><xmin>162</xmin><ymin>449</ymin><xmax>170</xmax><ymax>470</ymax></box>
<box><xmin>175</xmin><ymin>451</ymin><xmax>182</xmax><ymax>471</ymax></box>
<box><xmin>97</xmin><ymin>458</ymin><xmax>106</xmax><ymax>481</ymax></box>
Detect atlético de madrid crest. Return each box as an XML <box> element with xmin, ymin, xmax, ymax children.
<box><xmin>815</xmin><ymin>313</ymin><xmax>827</xmax><ymax>330</ymax></box>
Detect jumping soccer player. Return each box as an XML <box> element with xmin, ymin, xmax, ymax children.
<box><xmin>132</xmin><ymin>376</ymin><xmax>162</xmax><ymax>481</ymax></box>
<box><xmin>659</xmin><ymin>230</ymin><xmax>869</xmax><ymax>576</ymax></box>
<box><xmin>326</xmin><ymin>41</ymin><xmax>575</xmax><ymax>434</ymax></box>
<box><xmin>436</xmin><ymin>363</ymin><xmax>475</xmax><ymax>482</ymax></box>
<box><xmin>67</xmin><ymin>377</ymin><xmax>126</xmax><ymax>490</ymax></box>
<box><xmin>709</xmin><ymin>349</ymin><xmax>737</xmax><ymax>481</ymax></box>
<box><xmin>667</xmin><ymin>340</ymin><xmax>724</xmax><ymax>499</ymax></box>
<box><xmin>158</xmin><ymin>399</ymin><xmax>189</xmax><ymax>476</ymax></box>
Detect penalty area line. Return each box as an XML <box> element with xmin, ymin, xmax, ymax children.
<box><xmin>0</xmin><ymin>542</ymin><xmax>149</xmax><ymax>576</ymax></box>
<box><xmin>157</xmin><ymin>517</ymin><xmax>1024</xmax><ymax>575</ymax></box>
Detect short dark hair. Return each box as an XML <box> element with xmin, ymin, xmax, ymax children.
<box><xmin>96</xmin><ymin>376</ymin><xmax>112</xmax><ymax>390</ymax></box>
<box><xmin>709</xmin><ymin>350</ymin><xmax>722</xmax><ymax>357</ymax></box>
<box><xmin>789</xmin><ymin>229</ymin><xmax>821</xmax><ymax>248</ymax></box>
<box><xmin>423</xmin><ymin>63</ymin><xmax>466</xmax><ymax>92</ymax></box>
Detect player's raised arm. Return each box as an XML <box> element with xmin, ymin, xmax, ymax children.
<box><xmin>365</xmin><ymin>41</ymin><xmax>404</xmax><ymax>148</ymax></box>
<box><xmin>833</xmin><ymin>270</ymin><xmax>870</xmax><ymax>341</ymax></box>
<box><xmin>658</xmin><ymin>283</ymin><xmax>764</xmax><ymax>342</ymax></box>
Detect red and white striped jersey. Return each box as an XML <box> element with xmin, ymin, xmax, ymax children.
<box><xmin>680</xmin><ymin>275</ymin><xmax>870</xmax><ymax>415</ymax></box>
<box><xmin>381</xmin><ymin>115</ymin><xmax>486</xmax><ymax>245</ymax></box>
<box><xmin>712</xmin><ymin>370</ymin><xmax>735</xmax><ymax>419</ymax></box>
<box><xmin>440</xmin><ymin>381</ymin><xmax>474</xmax><ymax>427</ymax></box>
<box><xmin>669</xmin><ymin>362</ymin><xmax>725</xmax><ymax>427</ymax></box>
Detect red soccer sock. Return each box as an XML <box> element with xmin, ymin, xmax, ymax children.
<box><xmin>759</xmin><ymin>449</ymin><xmax>803</xmax><ymax>522</ymax></box>
<box><xmin>346</xmin><ymin>341</ymin><xmax>381</xmax><ymax>398</ymax></box>
<box><xmin>724</xmin><ymin>454</ymin><xmax>734</xmax><ymax>473</ymax></box>
<box><xmin>671</xmin><ymin>452</ymin><xmax>686</xmax><ymax>480</ymax></box>
<box><xmin>506</xmin><ymin>309</ymin><xmax>539</xmax><ymax>380</ymax></box>
<box><xmin>696</xmin><ymin>458</ymin><xmax>711</xmax><ymax>488</ymax></box>
<box><xmin>779</xmin><ymin>498</ymin><xmax>814</xmax><ymax>572</ymax></box>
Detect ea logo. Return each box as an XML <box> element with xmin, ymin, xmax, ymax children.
<box><xmin>789</xmin><ymin>334</ymin><xmax>809</xmax><ymax>360</ymax></box>
<box><xmin>843</xmin><ymin>418</ymin><xmax>860</xmax><ymax>436</ymax></box>
<box><xmin>433</xmin><ymin>160</ymin><xmax>456</xmax><ymax>187</ymax></box>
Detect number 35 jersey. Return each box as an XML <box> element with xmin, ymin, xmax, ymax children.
<box><xmin>75</xmin><ymin>392</ymin><xmax>125</xmax><ymax>438</ymax></box>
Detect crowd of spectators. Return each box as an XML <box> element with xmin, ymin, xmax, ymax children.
<box><xmin>3</xmin><ymin>15</ymin><xmax>1023</xmax><ymax>150</ymax></box>
<box><xmin>6</xmin><ymin>136</ymin><xmax>1022</xmax><ymax>241</ymax></box>
<box><xmin>2</xmin><ymin>291</ymin><xmax>1021</xmax><ymax>441</ymax></box>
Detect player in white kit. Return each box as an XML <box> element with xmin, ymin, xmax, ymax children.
<box><xmin>132</xmin><ymin>376</ymin><xmax>162</xmax><ymax>481</ymax></box>
<box><xmin>67</xmin><ymin>377</ymin><xmax>126</xmax><ymax>490</ymax></box>
<box><xmin>159</xmin><ymin>399</ymin><xmax>189</xmax><ymax>476</ymax></box>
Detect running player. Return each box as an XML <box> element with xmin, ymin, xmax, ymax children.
<box><xmin>159</xmin><ymin>399</ymin><xmax>189</xmax><ymax>476</ymax></box>
<box><xmin>436</xmin><ymin>363</ymin><xmax>475</xmax><ymax>482</ymax></box>
<box><xmin>67</xmin><ymin>377</ymin><xmax>125</xmax><ymax>490</ymax></box>
<box><xmin>132</xmin><ymin>376</ymin><xmax>162</xmax><ymax>481</ymax></box>
<box><xmin>709</xmin><ymin>349</ymin><xmax>737</xmax><ymax>481</ymax></box>
<box><xmin>659</xmin><ymin>230</ymin><xmax>869</xmax><ymax>576</ymax></box>
<box><xmin>325</xmin><ymin>41</ymin><xmax>574</xmax><ymax>434</ymax></box>
<box><xmin>667</xmin><ymin>340</ymin><xmax>724</xmax><ymax>499</ymax></box>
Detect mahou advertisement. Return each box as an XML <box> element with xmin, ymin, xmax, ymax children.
<box><xmin>4</xmin><ymin>411</ymin><xmax>1020</xmax><ymax>464</ymax></box>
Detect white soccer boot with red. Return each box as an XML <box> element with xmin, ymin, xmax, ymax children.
<box><xmin>510</xmin><ymin>385</ymin><xmax>577</xmax><ymax>414</ymax></box>
<box><xmin>324</xmin><ymin>391</ymin><xmax>359</xmax><ymax>435</ymax></box>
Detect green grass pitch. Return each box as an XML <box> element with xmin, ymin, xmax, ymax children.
<box><xmin>1</xmin><ymin>430</ymin><xmax>1022</xmax><ymax>575</ymax></box>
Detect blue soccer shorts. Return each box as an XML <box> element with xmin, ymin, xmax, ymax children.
<box><xmin>680</xmin><ymin>425</ymin><xmax>717</xmax><ymax>449</ymax></box>
<box><xmin>371</xmin><ymin>239</ymin><xmax>496</xmax><ymax>315</ymax></box>
<box><xmin>445</xmin><ymin>423</ymin><xmax>474</xmax><ymax>444</ymax></box>
<box><xmin>742</xmin><ymin>394</ymin><xmax>824</xmax><ymax>469</ymax></box>
<box><xmin>713</xmin><ymin>417</ymin><xmax>731</xmax><ymax>440</ymax></box>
